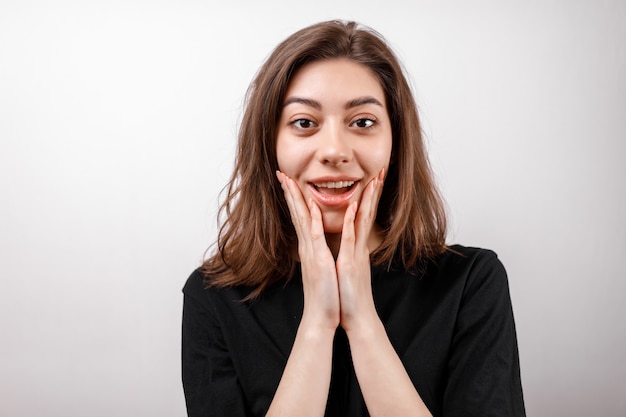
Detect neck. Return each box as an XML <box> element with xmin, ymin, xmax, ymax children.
<box><xmin>325</xmin><ymin>233</ymin><xmax>342</xmax><ymax>258</ymax></box>
<box><xmin>324</xmin><ymin>224</ymin><xmax>384</xmax><ymax>259</ymax></box>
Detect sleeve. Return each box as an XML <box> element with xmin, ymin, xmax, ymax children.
<box><xmin>443</xmin><ymin>252</ymin><xmax>526</xmax><ymax>417</ymax></box>
<box><xmin>181</xmin><ymin>272</ymin><xmax>250</xmax><ymax>417</ymax></box>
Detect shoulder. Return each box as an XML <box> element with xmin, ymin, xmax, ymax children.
<box><xmin>182</xmin><ymin>268</ymin><xmax>217</xmax><ymax>305</ymax></box>
<box><xmin>183</xmin><ymin>268</ymin><xmax>207</xmax><ymax>296</ymax></box>
<box><xmin>373</xmin><ymin>245</ymin><xmax>509</xmax><ymax>314</ymax></box>
<box><xmin>182</xmin><ymin>268</ymin><xmax>254</xmax><ymax>316</ymax></box>
<box><xmin>182</xmin><ymin>269</ymin><xmax>217</xmax><ymax>321</ymax></box>
<box><xmin>435</xmin><ymin>244</ymin><xmax>501</xmax><ymax>268</ymax></box>
<box><xmin>434</xmin><ymin>245</ymin><xmax>515</xmax><ymax>322</ymax></box>
<box><xmin>433</xmin><ymin>244</ymin><xmax>506</xmax><ymax>282</ymax></box>
<box><xmin>427</xmin><ymin>244</ymin><xmax>511</xmax><ymax>303</ymax></box>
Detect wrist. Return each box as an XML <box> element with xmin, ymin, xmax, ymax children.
<box><xmin>299</xmin><ymin>313</ymin><xmax>339</xmax><ymax>339</ymax></box>
<box><xmin>344</xmin><ymin>312</ymin><xmax>386</xmax><ymax>342</ymax></box>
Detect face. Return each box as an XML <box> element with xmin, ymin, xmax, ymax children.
<box><xmin>276</xmin><ymin>58</ymin><xmax>393</xmax><ymax>234</ymax></box>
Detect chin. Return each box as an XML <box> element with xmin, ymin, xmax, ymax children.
<box><xmin>323</xmin><ymin>225</ymin><xmax>344</xmax><ymax>234</ymax></box>
<box><xmin>321</xmin><ymin>211</ymin><xmax>347</xmax><ymax>234</ymax></box>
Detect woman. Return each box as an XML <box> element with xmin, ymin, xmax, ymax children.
<box><xmin>182</xmin><ymin>20</ymin><xmax>525</xmax><ymax>417</ymax></box>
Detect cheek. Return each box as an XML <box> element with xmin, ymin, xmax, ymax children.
<box><xmin>357</xmin><ymin>146</ymin><xmax>392</xmax><ymax>172</ymax></box>
<box><xmin>276</xmin><ymin>145</ymin><xmax>298</xmax><ymax>175</ymax></box>
<box><xmin>275</xmin><ymin>135</ymin><xmax>293</xmax><ymax>172</ymax></box>
<box><xmin>276</xmin><ymin>136</ymin><xmax>313</xmax><ymax>176</ymax></box>
<box><xmin>359</xmin><ymin>131</ymin><xmax>393</xmax><ymax>168</ymax></box>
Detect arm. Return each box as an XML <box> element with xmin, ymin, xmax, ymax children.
<box><xmin>266</xmin><ymin>172</ymin><xmax>340</xmax><ymax>417</ymax></box>
<box><xmin>265</xmin><ymin>320</ymin><xmax>335</xmax><ymax>417</ymax></box>
<box><xmin>347</xmin><ymin>320</ymin><xmax>432</xmax><ymax>417</ymax></box>
<box><xmin>442</xmin><ymin>252</ymin><xmax>526</xmax><ymax>416</ymax></box>
<box><xmin>336</xmin><ymin>172</ymin><xmax>432</xmax><ymax>417</ymax></box>
<box><xmin>181</xmin><ymin>277</ymin><xmax>249</xmax><ymax>417</ymax></box>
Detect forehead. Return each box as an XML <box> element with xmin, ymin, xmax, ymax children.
<box><xmin>283</xmin><ymin>58</ymin><xmax>386</xmax><ymax>105</ymax></box>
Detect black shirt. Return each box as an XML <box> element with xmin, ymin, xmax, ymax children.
<box><xmin>182</xmin><ymin>245</ymin><xmax>525</xmax><ymax>416</ymax></box>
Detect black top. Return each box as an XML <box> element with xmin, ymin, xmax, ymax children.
<box><xmin>181</xmin><ymin>245</ymin><xmax>525</xmax><ymax>416</ymax></box>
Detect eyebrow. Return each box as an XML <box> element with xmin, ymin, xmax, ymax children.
<box><xmin>283</xmin><ymin>97</ymin><xmax>322</xmax><ymax>110</ymax></box>
<box><xmin>282</xmin><ymin>96</ymin><xmax>384</xmax><ymax>110</ymax></box>
<box><xmin>345</xmin><ymin>96</ymin><xmax>384</xmax><ymax>109</ymax></box>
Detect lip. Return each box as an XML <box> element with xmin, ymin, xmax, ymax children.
<box><xmin>307</xmin><ymin>176</ymin><xmax>361</xmax><ymax>207</ymax></box>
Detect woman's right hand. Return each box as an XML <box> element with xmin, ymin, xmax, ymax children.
<box><xmin>276</xmin><ymin>171</ymin><xmax>340</xmax><ymax>331</ymax></box>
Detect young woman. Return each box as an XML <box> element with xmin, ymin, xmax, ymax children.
<box><xmin>182</xmin><ymin>20</ymin><xmax>525</xmax><ymax>417</ymax></box>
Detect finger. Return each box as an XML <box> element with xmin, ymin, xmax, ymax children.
<box><xmin>277</xmin><ymin>171</ymin><xmax>300</xmax><ymax>229</ymax></box>
<box><xmin>277</xmin><ymin>171</ymin><xmax>310</xmax><ymax>244</ymax></box>
<box><xmin>338</xmin><ymin>201</ymin><xmax>358</xmax><ymax>261</ymax></box>
<box><xmin>285</xmin><ymin>176</ymin><xmax>313</xmax><ymax>231</ymax></box>
<box><xmin>308</xmin><ymin>198</ymin><xmax>329</xmax><ymax>250</ymax></box>
<box><xmin>355</xmin><ymin>169</ymin><xmax>385</xmax><ymax>250</ymax></box>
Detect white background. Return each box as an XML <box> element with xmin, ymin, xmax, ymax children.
<box><xmin>1</xmin><ymin>0</ymin><xmax>624</xmax><ymax>416</ymax></box>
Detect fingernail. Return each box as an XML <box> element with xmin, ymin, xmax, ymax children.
<box><xmin>378</xmin><ymin>168</ymin><xmax>385</xmax><ymax>181</ymax></box>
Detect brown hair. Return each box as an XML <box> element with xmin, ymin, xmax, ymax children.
<box><xmin>201</xmin><ymin>20</ymin><xmax>447</xmax><ymax>297</ymax></box>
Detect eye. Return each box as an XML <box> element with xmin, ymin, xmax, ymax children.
<box><xmin>352</xmin><ymin>118</ymin><xmax>376</xmax><ymax>129</ymax></box>
<box><xmin>291</xmin><ymin>118</ymin><xmax>317</xmax><ymax>129</ymax></box>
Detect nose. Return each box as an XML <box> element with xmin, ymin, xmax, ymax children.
<box><xmin>316</xmin><ymin>121</ymin><xmax>351</xmax><ymax>166</ymax></box>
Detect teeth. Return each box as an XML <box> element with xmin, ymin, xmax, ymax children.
<box><xmin>314</xmin><ymin>181</ymin><xmax>355</xmax><ymax>189</ymax></box>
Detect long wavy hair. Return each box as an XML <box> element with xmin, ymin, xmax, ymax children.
<box><xmin>201</xmin><ymin>20</ymin><xmax>447</xmax><ymax>298</ymax></box>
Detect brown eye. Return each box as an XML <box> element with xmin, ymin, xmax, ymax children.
<box><xmin>352</xmin><ymin>118</ymin><xmax>375</xmax><ymax>128</ymax></box>
<box><xmin>292</xmin><ymin>119</ymin><xmax>316</xmax><ymax>129</ymax></box>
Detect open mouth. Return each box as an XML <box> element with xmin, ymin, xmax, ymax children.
<box><xmin>312</xmin><ymin>180</ymin><xmax>357</xmax><ymax>196</ymax></box>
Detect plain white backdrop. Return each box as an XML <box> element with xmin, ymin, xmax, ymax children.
<box><xmin>1</xmin><ymin>0</ymin><xmax>624</xmax><ymax>416</ymax></box>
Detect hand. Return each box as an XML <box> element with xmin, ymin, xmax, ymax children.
<box><xmin>336</xmin><ymin>169</ymin><xmax>385</xmax><ymax>332</ymax></box>
<box><xmin>276</xmin><ymin>171</ymin><xmax>340</xmax><ymax>330</ymax></box>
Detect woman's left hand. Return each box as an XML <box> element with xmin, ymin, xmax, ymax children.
<box><xmin>336</xmin><ymin>169</ymin><xmax>385</xmax><ymax>332</ymax></box>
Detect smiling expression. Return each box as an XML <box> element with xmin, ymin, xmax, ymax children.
<box><xmin>276</xmin><ymin>58</ymin><xmax>393</xmax><ymax>234</ymax></box>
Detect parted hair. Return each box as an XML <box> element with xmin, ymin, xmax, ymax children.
<box><xmin>201</xmin><ymin>20</ymin><xmax>447</xmax><ymax>298</ymax></box>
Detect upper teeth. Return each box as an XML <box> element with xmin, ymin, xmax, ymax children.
<box><xmin>314</xmin><ymin>181</ymin><xmax>355</xmax><ymax>189</ymax></box>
